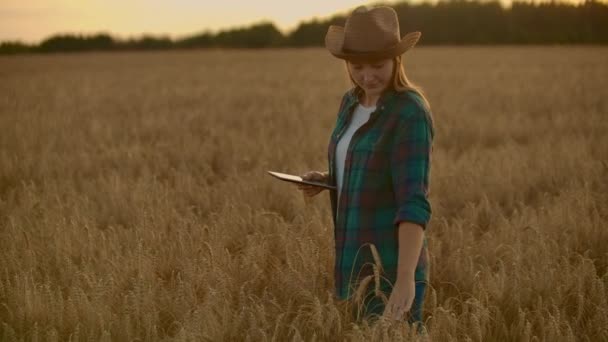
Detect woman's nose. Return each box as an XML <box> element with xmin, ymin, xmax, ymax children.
<box><xmin>362</xmin><ymin>73</ymin><xmax>374</xmax><ymax>82</ymax></box>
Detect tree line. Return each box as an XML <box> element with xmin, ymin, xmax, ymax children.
<box><xmin>1</xmin><ymin>0</ymin><xmax>607</xmax><ymax>54</ymax></box>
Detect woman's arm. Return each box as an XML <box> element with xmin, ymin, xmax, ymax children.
<box><xmin>384</xmin><ymin>221</ymin><xmax>424</xmax><ymax>320</ymax></box>
<box><xmin>385</xmin><ymin>100</ymin><xmax>433</xmax><ymax>320</ymax></box>
<box><xmin>396</xmin><ymin>221</ymin><xmax>424</xmax><ymax>280</ymax></box>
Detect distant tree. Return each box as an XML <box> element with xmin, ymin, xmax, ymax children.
<box><xmin>585</xmin><ymin>0</ymin><xmax>608</xmax><ymax>43</ymax></box>
<box><xmin>175</xmin><ymin>31</ymin><xmax>214</xmax><ymax>48</ymax></box>
<box><xmin>37</xmin><ymin>33</ymin><xmax>115</xmax><ymax>52</ymax></box>
<box><xmin>213</xmin><ymin>22</ymin><xmax>285</xmax><ymax>48</ymax></box>
<box><xmin>119</xmin><ymin>35</ymin><xmax>173</xmax><ymax>50</ymax></box>
<box><xmin>509</xmin><ymin>1</ymin><xmax>608</xmax><ymax>44</ymax></box>
<box><xmin>286</xmin><ymin>16</ymin><xmax>345</xmax><ymax>47</ymax></box>
<box><xmin>0</xmin><ymin>41</ymin><xmax>32</xmax><ymax>54</ymax></box>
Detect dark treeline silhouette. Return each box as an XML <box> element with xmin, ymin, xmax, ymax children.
<box><xmin>2</xmin><ymin>0</ymin><xmax>607</xmax><ymax>54</ymax></box>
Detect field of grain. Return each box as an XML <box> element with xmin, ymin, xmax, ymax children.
<box><xmin>1</xmin><ymin>46</ymin><xmax>607</xmax><ymax>341</ymax></box>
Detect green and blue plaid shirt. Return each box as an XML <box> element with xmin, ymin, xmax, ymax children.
<box><xmin>327</xmin><ymin>87</ymin><xmax>434</xmax><ymax>300</ymax></box>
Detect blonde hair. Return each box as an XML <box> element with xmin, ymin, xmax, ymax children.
<box><xmin>345</xmin><ymin>55</ymin><xmax>434</xmax><ymax>125</ymax></box>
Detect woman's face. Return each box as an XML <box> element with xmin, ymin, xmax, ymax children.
<box><xmin>347</xmin><ymin>58</ymin><xmax>394</xmax><ymax>97</ymax></box>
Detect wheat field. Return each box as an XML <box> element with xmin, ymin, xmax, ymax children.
<box><xmin>1</xmin><ymin>46</ymin><xmax>607</xmax><ymax>341</ymax></box>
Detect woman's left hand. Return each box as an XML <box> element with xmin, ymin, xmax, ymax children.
<box><xmin>383</xmin><ymin>276</ymin><xmax>416</xmax><ymax>320</ymax></box>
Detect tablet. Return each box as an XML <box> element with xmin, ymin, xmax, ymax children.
<box><xmin>267</xmin><ymin>171</ymin><xmax>336</xmax><ymax>190</ymax></box>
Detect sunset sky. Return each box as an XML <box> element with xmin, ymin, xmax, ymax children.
<box><xmin>0</xmin><ymin>0</ymin><xmax>595</xmax><ymax>43</ymax></box>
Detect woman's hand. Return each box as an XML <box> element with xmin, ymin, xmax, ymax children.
<box><xmin>296</xmin><ymin>171</ymin><xmax>328</xmax><ymax>197</ymax></box>
<box><xmin>384</xmin><ymin>276</ymin><xmax>416</xmax><ymax>320</ymax></box>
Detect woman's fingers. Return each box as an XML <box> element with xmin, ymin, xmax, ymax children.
<box><xmin>385</xmin><ymin>297</ymin><xmax>411</xmax><ymax>320</ymax></box>
<box><xmin>389</xmin><ymin>306</ymin><xmax>400</xmax><ymax>320</ymax></box>
<box><xmin>304</xmin><ymin>189</ymin><xmax>320</xmax><ymax>197</ymax></box>
<box><xmin>304</xmin><ymin>187</ymin><xmax>322</xmax><ymax>196</ymax></box>
<box><xmin>302</xmin><ymin>171</ymin><xmax>324</xmax><ymax>182</ymax></box>
<box><xmin>297</xmin><ymin>171</ymin><xmax>327</xmax><ymax>197</ymax></box>
<box><xmin>301</xmin><ymin>172</ymin><xmax>314</xmax><ymax>180</ymax></box>
<box><xmin>387</xmin><ymin>304</ymin><xmax>404</xmax><ymax>320</ymax></box>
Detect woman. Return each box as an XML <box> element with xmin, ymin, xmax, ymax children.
<box><xmin>296</xmin><ymin>6</ymin><xmax>434</xmax><ymax>328</ymax></box>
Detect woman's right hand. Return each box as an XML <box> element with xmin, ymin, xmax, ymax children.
<box><xmin>297</xmin><ymin>171</ymin><xmax>328</xmax><ymax>197</ymax></box>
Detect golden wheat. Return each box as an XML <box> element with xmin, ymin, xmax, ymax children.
<box><xmin>0</xmin><ymin>46</ymin><xmax>607</xmax><ymax>341</ymax></box>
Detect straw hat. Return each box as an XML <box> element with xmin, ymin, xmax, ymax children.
<box><xmin>325</xmin><ymin>6</ymin><xmax>421</xmax><ymax>61</ymax></box>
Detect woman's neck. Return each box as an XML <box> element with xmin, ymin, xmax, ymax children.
<box><xmin>359</xmin><ymin>93</ymin><xmax>380</xmax><ymax>107</ymax></box>
<box><xmin>357</xmin><ymin>86</ymin><xmax>390</xmax><ymax>107</ymax></box>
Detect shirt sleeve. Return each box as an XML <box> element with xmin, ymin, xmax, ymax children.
<box><xmin>390</xmin><ymin>104</ymin><xmax>433</xmax><ymax>230</ymax></box>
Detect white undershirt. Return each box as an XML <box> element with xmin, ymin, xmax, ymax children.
<box><xmin>335</xmin><ymin>103</ymin><xmax>376</xmax><ymax>206</ymax></box>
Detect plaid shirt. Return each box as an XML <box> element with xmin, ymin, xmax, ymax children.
<box><xmin>327</xmin><ymin>87</ymin><xmax>434</xmax><ymax>300</ymax></box>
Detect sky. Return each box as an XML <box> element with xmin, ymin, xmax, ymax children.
<box><xmin>0</xmin><ymin>0</ymin><xmax>595</xmax><ymax>44</ymax></box>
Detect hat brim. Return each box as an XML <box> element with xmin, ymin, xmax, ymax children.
<box><xmin>325</xmin><ymin>25</ymin><xmax>421</xmax><ymax>61</ymax></box>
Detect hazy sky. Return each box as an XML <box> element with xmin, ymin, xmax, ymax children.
<box><xmin>0</xmin><ymin>0</ymin><xmax>592</xmax><ymax>43</ymax></box>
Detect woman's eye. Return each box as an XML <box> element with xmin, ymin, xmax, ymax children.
<box><xmin>373</xmin><ymin>64</ymin><xmax>383</xmax><ymax>69</ymax></box>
